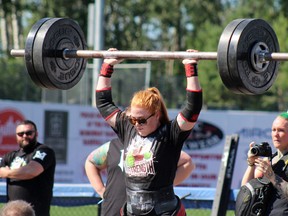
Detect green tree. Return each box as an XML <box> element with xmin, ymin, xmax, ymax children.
<box><xmin>192</xmin><ymin>0</ymin><xmax>283</xmax><ymax>111</ymax></box>
<box><xmin>270</xmin><ymin>13</ymin><xmax>288</xmax><ymax>111</ymax></box>
<box><xmin>1</xmin><ymin>0</ymin><xmax>287</xmax><ymax>111</ymax></box>
<box><xmin>1</xmin><ymin>0</ymin><xmax>93</xmax><ymax>101</ymax></box>
<box><xmin>0</xmin><ymin>58</ymin><xmax>42</xmax><ymax>101</ymax></box>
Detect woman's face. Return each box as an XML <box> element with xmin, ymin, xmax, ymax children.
<box><xmin>271</xmin><ymin>116</ymin><xmax>288</xmax><ymax>152</ymax></box>
<box><xmin>129</xmin><ymin>106</ymin><xmax>160</xmax><ymax>137</ymax></box>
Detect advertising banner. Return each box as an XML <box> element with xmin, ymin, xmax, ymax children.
<box><xmin>0</xmin><ymin>100</ymin><xmax>277</xmax><ymax>188</ymax></box>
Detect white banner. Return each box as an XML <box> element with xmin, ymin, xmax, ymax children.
<box><xmin>0</xmin><ymin>100</ymin><xmax>277</xmax><ymax>188</ymax></box>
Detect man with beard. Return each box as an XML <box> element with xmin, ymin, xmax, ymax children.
<box><xmin>0</xmin><ymin>120</ymin><xmax>56</xmax><ymax>216</ymax></box>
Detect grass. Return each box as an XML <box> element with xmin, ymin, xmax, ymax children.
<box><xmin>0</xmin><ymin>203</ymin><xmax>235</xmax><ymax>215</ymax></box>
<box><xmin>49</xmin><ymin>205</ymin><xmax>235</xmax><ymax>216</ymax></box>
<box><xmin>50</xmin><ymin>205</ymin><xmax>98</xmax><ymax>216</ymax></box>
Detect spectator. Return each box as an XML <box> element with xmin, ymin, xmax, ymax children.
<box><xmin>0</xmin><ymin>120</ymin><xmax>56</xmax><ymax>216</ymax></box>
<box><xmin>0</xmin><ymin>200</ymin><xmax>35</xmax><ymax>216</ymax></box>
<box><xmin>241</xmin><ymin>112</ymin><xmax>288</xmax><ymax>215</ymax></box>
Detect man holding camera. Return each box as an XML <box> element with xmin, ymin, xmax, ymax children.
<box><xmin>241</xmin><ymin>112</ymin><xmax>288</xmax><ymax>215</ymax></box>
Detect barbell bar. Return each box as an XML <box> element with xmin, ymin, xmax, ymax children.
<box><xmin>11</xmin><ymin>48</ymin><xmax>288</xmax><ymax>61</ymax></box>
<box><xmin>9</xmin><ymin>17</ymin><xmax>284</xmax><ymax>94</ymax></box>
<box><xmin>11</xmin><ymin>49</ymin><xmax>219</xmax><ymax>60</ymax></box>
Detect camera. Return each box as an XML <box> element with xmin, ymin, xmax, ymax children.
<box><xmin>250</xmin><ymin>142</ymin><xmax>272</xmax><ymax>157</ymax></box>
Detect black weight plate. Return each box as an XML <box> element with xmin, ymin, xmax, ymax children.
<box><xmin>227</xmin><ymin>19</ymin><xmax>279</xmax><ymax>95</ymax></box>
<box><xmin>226</xmin><ymin>19</ymin><xmax>255</xmax><ymax>94</ymax></box>
<box><xmin>25</xmin><ymin>18</ymin><xmax>52</xmax><ymax>88</ymax></box>
<box><xmin>32</xmin><ymin>18</ymin><xmax>69</xmax><ymax>89</ymax></box>
<box><xmin>32</xmin><ymin>18</ymin><xmax>87</xmax><ymax>89</ymax></box>
<box><xmin>217</xmin><ymin>19</ymin><xmax>252</xmax><ymax>94</ymax></box>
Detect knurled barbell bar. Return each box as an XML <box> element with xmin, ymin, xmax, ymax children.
<box><xmin>10</xmin><ymin>17</ymin><xmax>287</xmax><ymax>94</ymax></box>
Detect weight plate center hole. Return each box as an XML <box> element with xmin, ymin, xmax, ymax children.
<box><xmin>251</xmin><ymin>42</ymin><xmax>270</xmax><ymax>72</ymax></box>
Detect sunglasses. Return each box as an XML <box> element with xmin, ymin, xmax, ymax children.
<box><xmin>17</xmin><ymin>130</ymin><xmax>35</xmax><ymax>137</ymax></box>
<box><xmin>129</xmin><ymin>113</ymin><xmax>154</xmax><ymax>125</ymax></box>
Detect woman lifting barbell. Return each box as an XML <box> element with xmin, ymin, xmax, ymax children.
<box><xmin>95</xmin><ymin>48</ymin><xmax>203</xmax><ymax>216</ymax></box>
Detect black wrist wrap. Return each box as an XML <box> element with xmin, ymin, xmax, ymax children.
<box><xmin>180</xmin><ymin>90</ymin><xmax>202</xmax><ymax>122</ymax></box>
<box><xmin>96</xmin><ymin>89</ymin><xmax>120</xmax><ymax>120</ymax></box>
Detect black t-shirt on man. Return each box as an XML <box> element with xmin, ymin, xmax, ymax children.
<box><xmin>0</xmin><ymin>142</ymin><xmax>56</xmax><ymax>216</ymax></box>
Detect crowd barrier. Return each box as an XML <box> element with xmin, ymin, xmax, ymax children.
<box><xmin>0</xmin><ymin>182</ymin><xmax>239</xmax><ymax>210</ymax></box>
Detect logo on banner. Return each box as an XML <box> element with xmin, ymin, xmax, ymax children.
<box><xmin>0</xmin><ymin>109</ymin><xmax>25</xmax><ymax>156</ymax></box>
<box><xmin>184</xmin><ymin>120</ymin><xmax>224</xmax><ymax>150</ymax></box>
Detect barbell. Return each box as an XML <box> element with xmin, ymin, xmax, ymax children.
<box><xmin>9</xmin><ymin>17</ymin><xmax>288</xmax><ymax>94</ymax></box>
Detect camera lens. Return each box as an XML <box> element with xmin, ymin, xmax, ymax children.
<box><xmin>251</xmin><ymin>147</ymin><xmax>258</xmax><ymax>155</ymax></box>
